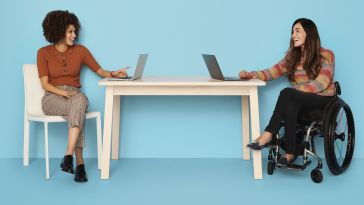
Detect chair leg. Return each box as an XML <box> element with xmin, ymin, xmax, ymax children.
<box><xmin>44</xmin><ymin>122</ymin><xmax>50</xmax><ymax>179</ymax></box>
<box><xmin>24</xmin><ymin>118</ymin><xmax>30</xmax><ymax>166</ymax></box>
<box><xmin>96</xmin><ymin>114</ymin><xmax>102</xmax><ymax>170</ymax></box>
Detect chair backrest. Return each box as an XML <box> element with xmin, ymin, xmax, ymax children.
<box><xmin>23</xmin><ymin>64</ymin><xmax>45</xmax><ymax>116</ymax></box>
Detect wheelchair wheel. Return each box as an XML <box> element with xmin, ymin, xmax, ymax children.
<box><xmin>267</xmin><ymin>161</ymin><xmax>275</xmax><ymax>175</ymax></box>
<box><xmin>323</xmin><ymin>99</ymin><xmax>355</xmax><ymax>175</ymax></box>
<box><xmin>311</xmin><ymin>169</ymin><xmax>323</xmax><ymax>183</ymax></box>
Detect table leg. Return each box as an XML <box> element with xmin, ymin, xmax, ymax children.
<box><xmin>112</xmin><ymin>96</ymin><xmax>120</xmax><ymax>160</ymax></box>
<box><xmin>242</xmin><ymin>96</ymin><xmax>250</xmax><ymax>160</ymax></box>
<box><xmin>249</xmin><ymin>87</ymin><xmax>263</xmax><ymax>179</ymax></box>
<box><xmin>101</xmin><ymin>86</ymin><xmax>114</xmax><ymax>179</ymax></box>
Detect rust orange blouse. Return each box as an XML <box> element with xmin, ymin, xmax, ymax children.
<box><xmin>37</xmin><ymin>44</ymin><xmax>101</xmax><ymax>88</ymax></box>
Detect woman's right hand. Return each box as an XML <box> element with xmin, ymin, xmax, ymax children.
<box><xmin>63</xmin><ymin>90</ymin><xmax>78</xmax><ymax>99</ymax></box>
<box><xmin>111</xmin><ymin>66</ymin><xmax>130</xmax><ymax>78</ymax></box>
<box><xmin>239</xmin><ymin>70</ymin><xmax>253</xmax><ymax>79</ymax></box>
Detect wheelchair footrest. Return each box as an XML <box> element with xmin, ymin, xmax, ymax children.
<box><xmin>277</xmin><ymin>160</ymin><xmax>312</xmax><ymax>171</ymax></box>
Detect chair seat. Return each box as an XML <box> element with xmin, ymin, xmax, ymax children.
<box><xmin>27</xmin><ymin>111</ymin><xmax>100</xmax><ymax>122</ymax></box>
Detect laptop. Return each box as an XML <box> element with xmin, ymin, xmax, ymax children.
<box><xmin>108</xmin><ymin>54</ymin><xmax>148</xmax><ymax>81</ymax></box>
<box><xmin>202</xmin><ymin>54</ymin><xmax>247</xmax><ymax>81</ymax></box>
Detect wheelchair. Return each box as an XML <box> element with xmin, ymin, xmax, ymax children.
<box><xmin>267</xmin><ymin>82</ymin><xmax>355</xmax><ymax>183</ymax></box>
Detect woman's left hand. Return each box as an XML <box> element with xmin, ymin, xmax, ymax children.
<box><xmin>239</xmin><ymin>70</ymin><xmax>253</xmax><ymax>79</ymax></box>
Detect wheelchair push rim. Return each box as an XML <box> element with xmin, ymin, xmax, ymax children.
<box><xmin>324</xmin><ymin>99</ymin><xmax>355</xmax><ymax>175</ymax></box>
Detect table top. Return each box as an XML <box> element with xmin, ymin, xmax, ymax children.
<box><xmin>98</xmin><ymin>76</ymin><xmax>266</xmax><ymax>86</ymax></box>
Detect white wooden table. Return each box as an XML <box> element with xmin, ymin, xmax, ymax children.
<box><xmin>98</xmin><ymin>76</ymin><xmax>266</xmax><ymax>179</ymax></box>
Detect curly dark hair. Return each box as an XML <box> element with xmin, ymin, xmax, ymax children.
<box><xmin>42</xmin><ymin>10</ymin><xmax>81</xmax><ymax>44</ymax></box>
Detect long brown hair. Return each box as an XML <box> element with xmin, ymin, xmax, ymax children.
<box><xmin>285</xmin><ymin>18</ymin><xmax>322</xmax><ymax>81</ymax></box>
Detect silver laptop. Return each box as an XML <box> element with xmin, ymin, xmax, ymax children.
<box><xmin>108</xmin><ymin>54</ymin><xmax>148</xmax><ymax>81</ymax></box>
<box><xmin>202</xmin><ymin>54</ymin><xmax>247</xmax><ymax>81</ymax></box>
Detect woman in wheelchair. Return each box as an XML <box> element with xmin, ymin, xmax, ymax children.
<box><xmin>240</xmin><ymin>18</ymin><xmax>355</xmax><ymax>182</ymax></box>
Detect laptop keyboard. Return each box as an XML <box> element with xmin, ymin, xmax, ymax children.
<box><xmin>224</xmin><ymin>77</ymin><xmax>246</xmax><ymax>81</ymax></box>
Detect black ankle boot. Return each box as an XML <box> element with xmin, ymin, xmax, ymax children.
<box><xmin>60</xmin><ymin>155</ymin><xmax>74</xmax><ymax>174</ymax></box>
<box><xmin>74</xmin><ymin>164</ymin><xmax>88</xmax><ymax>183</ymax></box>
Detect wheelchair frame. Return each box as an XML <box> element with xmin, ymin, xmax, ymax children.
<box><xmin>266</xmin><ymin>82</ymin><xmax>355</xmax><ymax>183</ymax></box>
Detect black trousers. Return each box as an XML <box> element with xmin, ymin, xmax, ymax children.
<box><xmin>265</xmin><ymin>88</ymin><xmax>333</xmax><ymax>154</ymax></box>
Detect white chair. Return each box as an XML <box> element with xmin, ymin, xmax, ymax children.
<box><xmin>23</xmin><ymin>64</ymin><xmax>102</xmax><ymax>179</ymax></box>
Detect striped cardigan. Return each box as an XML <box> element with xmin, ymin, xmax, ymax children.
<box><xmin>249</xmin><ymin>48</ymin><xmax>336</xmax><ymax>96</ymax></box>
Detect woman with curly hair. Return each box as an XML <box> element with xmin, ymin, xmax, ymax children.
<box><xmin>242</xmin><ymin>18</ymin><xmax>336</xmax><ymax>167</ymax></box>
<box><xmin>37</xmin><ymin>10</ymin><xmax>127</xmax><ymax>182</ymax></box>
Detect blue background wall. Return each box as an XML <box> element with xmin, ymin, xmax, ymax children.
<box><xmin>1</xmin><ymin>0</ymin><xmax>362</xmax><ymax>159</ymax></box>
